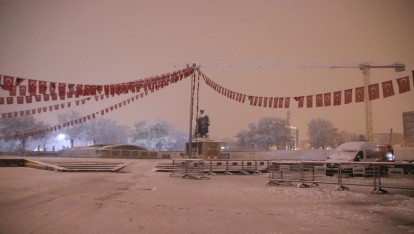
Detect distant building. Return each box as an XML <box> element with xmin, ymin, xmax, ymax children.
<box><xmin>373</xmin><ymin>132</ymin><xmax>403</xmax><ymax>146</ymax></box>
<box><xmin>288</xmin><ymin>125</ymin><xmax>299</xmax><ymax>150</ymax></box>
<box><xmin>403</xmin><ymin>111</ymin><xmax>414</xmax><ymax>147</ymax></box>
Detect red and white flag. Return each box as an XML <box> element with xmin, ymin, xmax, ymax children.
<box><xmin>50</xmin><ymin>82</ymin><xmax>56</xmax><ymax>95</ymax></box>
<box><xmin>284</xmin><ymin>97</ymin><xmax>290</xmax><ymax>108</ymax></box>
<box><xmin>324</xmin><ymin>93</ymin><xmax>331</xmax><ymax>106</ymax></box>
<box><xmin>39</xmin><ymin>81</ymin><xmax>47</xmax><ymax>94</ymax></box>
<box><xmin>28</xmin><ymin>79</ymin><xmax>37</xmax><ymax>95</ymax></box>
<box><xmin>278</xmin><ymin>97</ymin><xmax>284</xmax><ymax>108</ymax></box>
<box><xmin>381</xmin><ymin>80</ymin><xmax>394</xmax><ymax>98</ymax></box>
<box><xmin>273</xmin><ymin>97</ymin><xmax>278</xmax><ymax>108</ymax></box>
<box><xmin>316</xmin><ymin>94</ymin><xmax>323</xmax><ymax>107</ymax></box>
<box><xmin>355</xmin><ymin>87</ymin><xmax>364</xmax><ymax>102</ymax></box>
<box><xmin>15</xmin><ymin>77</ymin><xmax>25</xmax><ymax>86</ymax></box>
<box><xmin>368</xmin><ymin>83</ymin><xmax>379</xmax><ymax>100</ymax></box>
<box><xmin>306</xmin><ymin>95</ymin><xmax>313</xmax><ymax>108</ymax></box>
<box><xmin>19</xmin><ymin>85</ymin><xmax>27</xmax><ymax>96</ymax></box>
<box><xmin>396</xmin><ymin>76</ymin><xmax>410</xmax><ymax>93</ymax></box>
<box><xmin>3</xmin><ymin>76</ymin><xmax>14</xmax><ymax>91</ymax></box>
<box><xmin>333</xmin><ymin>91</ymin><xmax>341</xmax><ymax>106</ymax></box>
<box><xmin>344</xmin><ymin>89</ymin><xmax>352</xmax><ymax>104</ymax></box>
<box><xmin>58</xmin><ymin>83</ymin><xmax>66</xmax><ymax>97</ymax></box>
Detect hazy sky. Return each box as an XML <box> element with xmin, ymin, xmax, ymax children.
<box><xmin>1</xmin><ymin>0</ymin><xmax>413</xmax><ymax>142</ymax></box>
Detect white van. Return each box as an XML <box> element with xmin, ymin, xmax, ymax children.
<box><xmin>325</xmin><ymin>141</ymin><xmax>394</xmax><ymax>176</ymax></box>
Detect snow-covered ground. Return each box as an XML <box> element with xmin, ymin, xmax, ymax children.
<box><xmin>0</xmin><ymin>157</ymin><xmax>413</xmax><ymax>233</ymax></box>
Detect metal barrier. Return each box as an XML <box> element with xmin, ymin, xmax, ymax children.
<box><xmin>169</xmin><ymin>159</ymin><xmax>210</xmax><ymax>180</ymax></box>
<box><xmin>267</xmin><ymin>161</ymin><xmax>414</xmax><ymax>193</ymax></box>
<box><xmin>165</xmin><ymin>159</ymin><xmax>414</xmax><ymax>191</ymax></box>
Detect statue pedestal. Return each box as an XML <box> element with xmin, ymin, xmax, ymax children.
<box><xmin>186</xmin><ymin>139</ymin><xmax>221</xmax><ymax>159</ymax></box>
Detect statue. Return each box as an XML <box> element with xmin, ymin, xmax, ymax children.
<box><xmin>196</xmin><ymin>109</ymin><xmax>210</xmax><ymax>138</ymax></box>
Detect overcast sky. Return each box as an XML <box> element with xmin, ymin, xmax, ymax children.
<box><xmin>1</xmin><ymin>0</ymin><xmax>413</xmax><ymax>142</ymax></box>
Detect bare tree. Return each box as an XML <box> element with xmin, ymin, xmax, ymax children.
<box><xmin>307</xmin><ymin>118</ymin><xmax>338</xmax><ymax>149</ymax></box>
<box><xmin>57</xmin><ymin>111</ymin><xmax>85</xmax><ymax>148</ymax></box>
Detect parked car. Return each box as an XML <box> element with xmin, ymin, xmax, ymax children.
<box><xmin>325</xmin><ymin>141</ymin><xmax>394</xmax><ymax>176</ymax></box>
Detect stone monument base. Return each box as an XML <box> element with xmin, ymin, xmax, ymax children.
<box><xmin>186</xmin><ymin>139</ymin><xmax>221</xmax><ymax>159</ymax></box>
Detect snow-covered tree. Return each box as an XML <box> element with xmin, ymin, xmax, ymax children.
<box><xmin>307</xmin><ymin>118</ymin><xmax>338</xmax><ymax>149</ymax></box>
<box><xmin>57</xmin><ymin>111</ymin><xmax>85</xmax><ymax>148</ymax></box>
<box><xmin>82</xmin><ymin>118</ymin><xmax>129</xmax><ymax>145</ymax></box>
<box><xmin>0</xmin><ymin>116</ymin><xmax>48</xmax><ymax>152</ymax></box>
<box><xmin>236</xmin><ymin>117</ymin><xmax>293</xmax><ymax>151</ymax></box>
<box><xmin>129</xmin><ymin>119</ymin><xmax>185</xmax><ymax>151</ymax></box>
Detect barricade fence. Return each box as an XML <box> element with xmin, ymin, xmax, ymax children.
<box><xmin>267</xmin><ymin>161</ymin><xmax>414</xmax><ymax>193</ymax></box>
<box><xmin>168</xmin><ymin>159</ymin><xmax>414</xmax><ymax>192</ymax></box>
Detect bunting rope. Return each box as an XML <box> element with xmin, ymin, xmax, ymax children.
<box><xmin>0</xmin><ymin>68</ymin><xmax>195</xmax><ymax>140</ymax></box>
<box><xmin>0</xmin><ymin>68</ymin><xmax>194</xmax><ymax>105</ymax></box>
<box><xmin>199</xmin><ymin>70</ymin><xmax>412</xmax><ymax>109</ymax></box>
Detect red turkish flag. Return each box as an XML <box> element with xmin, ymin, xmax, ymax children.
<box><xmin>273</xmin><ymin>97</ymin><xmax>278</xmax><ymax>108</ymax></box>
<box><xmin>19</xmin><ymin>85</ymin><xmax>27</xmax><ymax>96</ymax></box>
<box><xmin>396</xmin><ymin>76</ymin><xmax>410</xmax><ymax>93</ymax></box>
<box><xmin>49</xmin><ymin>82</ymin><xmax>56</xmax><ymax>95</ymax></box>
<box><xmin>381</xmin><ymin>80</ymin><xmax>394</xmax><ymax>98</ymax></box>
<box><xmin>15</xmin><ymin>77</ymin><xmax>25</xmax><ymax>86</ymax></box>
<box><xmin>368</xmin><ymin>83</ymin><xmax>379</xmax><ymax>100</ymax></box>
<box><xmin>344</xmin><ymin>89</ymin><xmax>352</xmax><ymax>104</ymax></box>
<box><xmin>324</xmin><ymin>93</ymin><xmax>331</xmax><ymax>106</ymax></box>
<box><xmin>295</xmin><ymin>96</ymin><xmax>304</xmax><ymax>108</ymax></box>
<box><xmin>9</xmin><ymin>86</ymin><xmax>16</xmax><ymax>96</ymax></box>
<box><xmin>355</xmin><ymin>87</ymin><xmax>364</xmax><ymax>102</ymax></box>
<box><xmin>35</xmin><ymin>95</ymin><xmax>41</xmax><ymax>102</ymax></box>
<box><xmin>333</xmin><ymin>91</ymin><xmax>341</xmax><ymax>106</ymax></box>
<box><xmin>104</xmin><ymin>85</ymin><xmax>109</xmax><ymax>95</ymax></box>
<box><xmin>17</xmin><ymin>96</ymin><xmax>24</xmax><ymax>104</ymax></box>
<box><xmin>6</xmin><ymin>97</ymin><xmax>13</xmax><ymax>104</ymax></box>
<box><xmin>39</xmin><ymin>81</ymin><xmax>47</xmax><ymax>94</ymax></box>
<box><xmin>91</xmin><ymin>85</ymin><xmax>97</xmax><ymax>95</ymax></box>
<box><xmin>316</xmin><ymin>94</ymin><xmax>323</xmax><ymax>107</ymax></box>
<box><xmin>3</xmin><ymin>76</ymin><xmax>14</xmax><ymax>91</ymax></box>
<box><xmin>253</xmin><ymin>96</ymin><xmax>258</xmax><ymax>106</ymax></box>
<box><xmin>58</xmin><ymin>83</ymin><xmax>66</xmax><ymax>97</ymax></box>
<box><xmin>278</xmin><ymin>97</ymin><xmax>284</xmax><ymax>108</ymax></box>
<box><xmin>76</xmin><ymin>84</ymin><xmax>83</xmax><ymax>96</ymax></box>
<box><xmin>248</xmin><ymin>96</ymin><xmax>253</xmax><ymax>105</ymax></box>
<box><xmin>25</xmin><ymin>96</ymin><xmax>32</xmax><ymax>103</ymax></box>
<box><xmin>258</xmin><ymin>97</ymin><xmax>263</xmax><ymax>107</ymax></box>
<box><xmin>306</xmin><ymin>95</ymin><xmax>313</xmax><ymax>108</ymax></box>
<box><xmin>28</xmin><ymin>79</ymin><xmax>37</xmax><ymax>95</ymax></box>
<box><xmin>284</xmin><ymin>97</ymin><xmax>290</xmax><ymax>108</ymax></box>
<box><xmin>83</xmin><ymin>85</ymin><xmax>91</xmax><ymax>95</ymax></box>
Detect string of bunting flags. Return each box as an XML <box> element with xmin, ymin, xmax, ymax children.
<box><xmin>199</xmin><ymin>70</ymin><xmax>412</xmax><ymax>108</ymax></box>
<box><xmin>0</xmin><ymin>68</ymin><xmax>195</xmax><ymax>140</ymax></box>
<box><xmin>0</xmin><ymin>67</ymin><xmax>194</xmax><ymax>105</ymax></box>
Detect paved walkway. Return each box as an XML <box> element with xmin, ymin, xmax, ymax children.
<box><xmin>1</xmin><ymin>156</ymin><xmax>413</xmax><ymax>234</ymax></box>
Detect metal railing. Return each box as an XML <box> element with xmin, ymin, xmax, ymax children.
<box><xmin>267</xmin><ymin>161</ymin><xmax>414</xmax><ymax>193</ymax></box>
<box><xmin>165</xmin><ymin>159</ymin><xmax>414</xmax><ymax>192</ymax></box>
